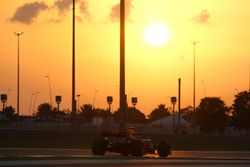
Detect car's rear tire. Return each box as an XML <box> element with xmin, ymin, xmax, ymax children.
<box><xmin>157</xmin><ymin>140</ymin><xmax>171</xmax><ymax>157</ymax></box>
<box><xmin>120</xmin><ymin>143</ymin><xmax>130</xmax><ymax>156</ymax></box>
<box><xmin>130</xmin><ymin>140</ymin><xmax>144</xmax><ymax>156</ymax></box>
<box><xmin>92</xmin><ymin>139</ymin><xmax>107</xmax><ymax>155</ymax></box>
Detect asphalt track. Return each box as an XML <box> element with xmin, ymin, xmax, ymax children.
<box><xmin>1</xmin><ymin>148</ymin><xmax>250</xmax><ymax>159</ymax></box>
<box><xmin>0</xmin><ymin>148</ymin><xmax>250</xmax><ymax>166</ymax></box>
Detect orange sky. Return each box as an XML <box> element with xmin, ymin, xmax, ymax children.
<box><xmin>0</xmin><ymin>0</ymin><xmax>249</xmax><ymax>116</ymax></box>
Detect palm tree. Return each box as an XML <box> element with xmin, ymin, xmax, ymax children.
<box><xmin>148</xmin><ymin>104</ymin><xmax>171</xmax><ymax>122</ymax></box>
<box><xmin>232</xmin><ymin>91</ymin><xmax>250</xmax><ymax>130</ymax></box>
<box><xmin>196</xmin><ymin>97</ymin><xmax>229</xmax><ymax>133</ymax></box>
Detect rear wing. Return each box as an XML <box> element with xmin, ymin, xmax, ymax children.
<box><xmin>102</xmin><ymin>131</ymin><xmax>128</xmax><ymax>137</ymax></box>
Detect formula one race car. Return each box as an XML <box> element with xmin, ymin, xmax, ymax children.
<box><xmin>92</xmin><ymin>127</ymin><xmax>171</xmax><ymax>157</ymax></box>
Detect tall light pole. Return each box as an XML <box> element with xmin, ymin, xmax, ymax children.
<box><xmin>131</xmin><ymin>97</ymin><xmax>138</xmax><ymax>108</ymax></box>
<box><xmin>72</xmin><ymin>0</ymin><xmax>76</xmax><ymax>119</ymax></box>
<box><xmin>14</xmin><ymin>31</ymin><xmax>23</xmax><ymax>116</ymax></box>
<box><xmin>45</xmin><ymin>75</ymin><xmax>52</xmax><ymax>106</ymax></box>
<box><xmin>107</xmin><ymin>96</ymin><xmax>113</xmax><ymax>112</ymax></box>
<box><xmin>119</xmin><ymin>0</ymin><xmax>127</xmax><ymax>130</ymax></box>
<box><xmin>32</xmin><ymin>92</ymin><xmax>40</xmax><ymax>115</ymax></box>
<box><xmin>178</xmin><ymin>78</ymin><xmax>181</xmax><ymax>127</ymax></box>
<box><xmin>55</xmin><ymin>95</ymin><xmax>62</xmax><ymax>111</ymax></box>
<box><xmin>191</xmin><ymin>41</ymin><xmax>199</xmax><ymax>113</ymax></box>
<box><xmin>1</xmin><ymin>94</ymin><xmax>7</xmax><ymax>111</ymax></box>
<box><xmin>29</xmin><ymin>93</ymin><xmax>34</xmax><ymax>116</ymax></box>
<box><xmin>171</xmin><ymin>96</ymin><xmax>177</xmax><ymax>129</ymax></box>
<box><xmin>248</xmin><ymin>55</ymin><xmax>250</xmax><ymax>92</ymax></box>
<box><xmin>92</xmin><ymin>90</ymin><xmax>98</xmax><ymax>108</ymax></box>
<box><xmin>77</xmin><ymin>94</ymin><xmax>80</xmax><ymax>112</ymax></box>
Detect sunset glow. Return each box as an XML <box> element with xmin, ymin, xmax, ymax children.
<box><xmin>0</xmin><ymin>0</ymin><xmax>249</xmax><ymax>116</ymax></box>
<box><xmin>144</xmin><ymin>23</ymin><xmax>170</xmax><ymax>46</ymax></box>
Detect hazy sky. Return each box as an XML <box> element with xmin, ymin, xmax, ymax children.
<box><xmin>1</xmin><ymin>0</ymin><xmax>249</xmax><ymax>116</ymax></box>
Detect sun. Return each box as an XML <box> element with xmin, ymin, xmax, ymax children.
<box><xmin>144</xmin><ymin>23</ymin><xmax>171</xmax><ymax>46</ymax></box>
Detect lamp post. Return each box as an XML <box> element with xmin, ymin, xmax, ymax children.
<box><xmin>45</xmin><ymin>75</ymin><xmax>52</xmax><ymax>107</ymax></box>
<box><xmin>72</xmin><ymin>0</ymin><xmax>76</xmax><ymax>119</ymax></box>
<box><xmin>178</xmin><ymin>78</ymin><xmax>181</xmax><ymax>127</ymax></box>
<box><xmin>171</xmin><ymin>96</ymin><xmax>177</xmax><ymax>129</ymax></box>
<box><xmin>29</xmin><ymin>93</ymin><xmax>34</xmax><ymax>116</ymax></box>
<box><xmin>55</xmin><ymin>96</ymin><xmax>62</xmax><ymax>111</ymax></box>
<box><xmin>131</xmin><ymin>97</ymin><xmax>138</xmax><ymax>108</ymax></box>
<box><xmin>119</xmin><ymin>0</ymin><xmax>127</xmax><ymax>130</ymax></box>
<box><xmin>249</xmin><ymin>56</ymin><xmax>250</xmax><ymax>92</ymax></box>
<box><xmin>191</xmin><ymin>41</ymin><xmax>199</xmax><ymax>113</ymax></box>
<box><xmin>32</xmin><ymin>92</ymin><xmax>40</xmax><ymax>115</ymax></box>
<box><xmin>1</xmin><ymin>94</ymin><xmax>7</xmax><ymax>111</ymax></box>
<box><xmin>107</xmin><ymin>96</ymin><xmax>113</xmax><ymax>112</ymax></box>
<box><xmin>77</xmin><ymin>94</ymin><xmax>80</xmax><ymax>112</ymax></box>
<box><xmin>14</xmin><ymin>31</ymin><xmax>23</xmax><ymax>116</ymax></box>
<box><xmin>29</xmin><ymin>92</ymin><xmax>40</xmax><ymax>116</ymax></box>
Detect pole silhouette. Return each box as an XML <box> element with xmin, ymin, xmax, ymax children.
<box><xmin>178</xmin><ymin>78</ymin><xmax>181</xmax><ymax>126</ymax></box>
<box><xmin>92</xmin><ymin>90</ymin><xmax>98</xmax><ymax>108</ymax></box>
<box><xmin>171</xmin><ymin>96</ymin><xmax>177</xmax><ymax>129</ymax></box>
<box><xmin>45</xmin><ymin>75</ymin><xmax>52</xmax><ymax>106</ymax></box>
<box><xmin>77</xmin><ymin>94</ymin><xmax>80</xmax><ymax>112</ymax></box>
<box><xmin>14</xmin><ymin>31</ymin><xmax>23</xmax><ymax>116</ymax></box>
<box><xmin>249</xmin><ymin>56</ymin><xmax>250</xmax><ymax>92</ymax></box>
<box><xmin>191</xmin><ymin>41</ymin><xmax>199</xmax><ymax>113</ymax></box>
<box><xmin>32</xmin><ymin>92</ymin><xmax>39</xmax><ymax>115</ymax></box>
<box><xmin>119</xmin><ymin>0</ymin><xmax>127</xmax><ymax>129</ymax></box>
<box><xmin>72</xmin><ymin>0</ymin><xmax>76</xmax><ymax>118</ymax></box>
<box><xmin>29</xmin><ymin>93</ymin><xmax>34</xmax><ymax>116</ymax></box>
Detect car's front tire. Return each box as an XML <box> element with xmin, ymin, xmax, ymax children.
<box><xmin>92</xmin><ymin>139</ymin><xmax>107</xmax><ymax>155</ymax></box>
<box><xmin>157</xmin><ymin>140</ymin><xmax>171</xmax><ymax>157</ymax></box>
